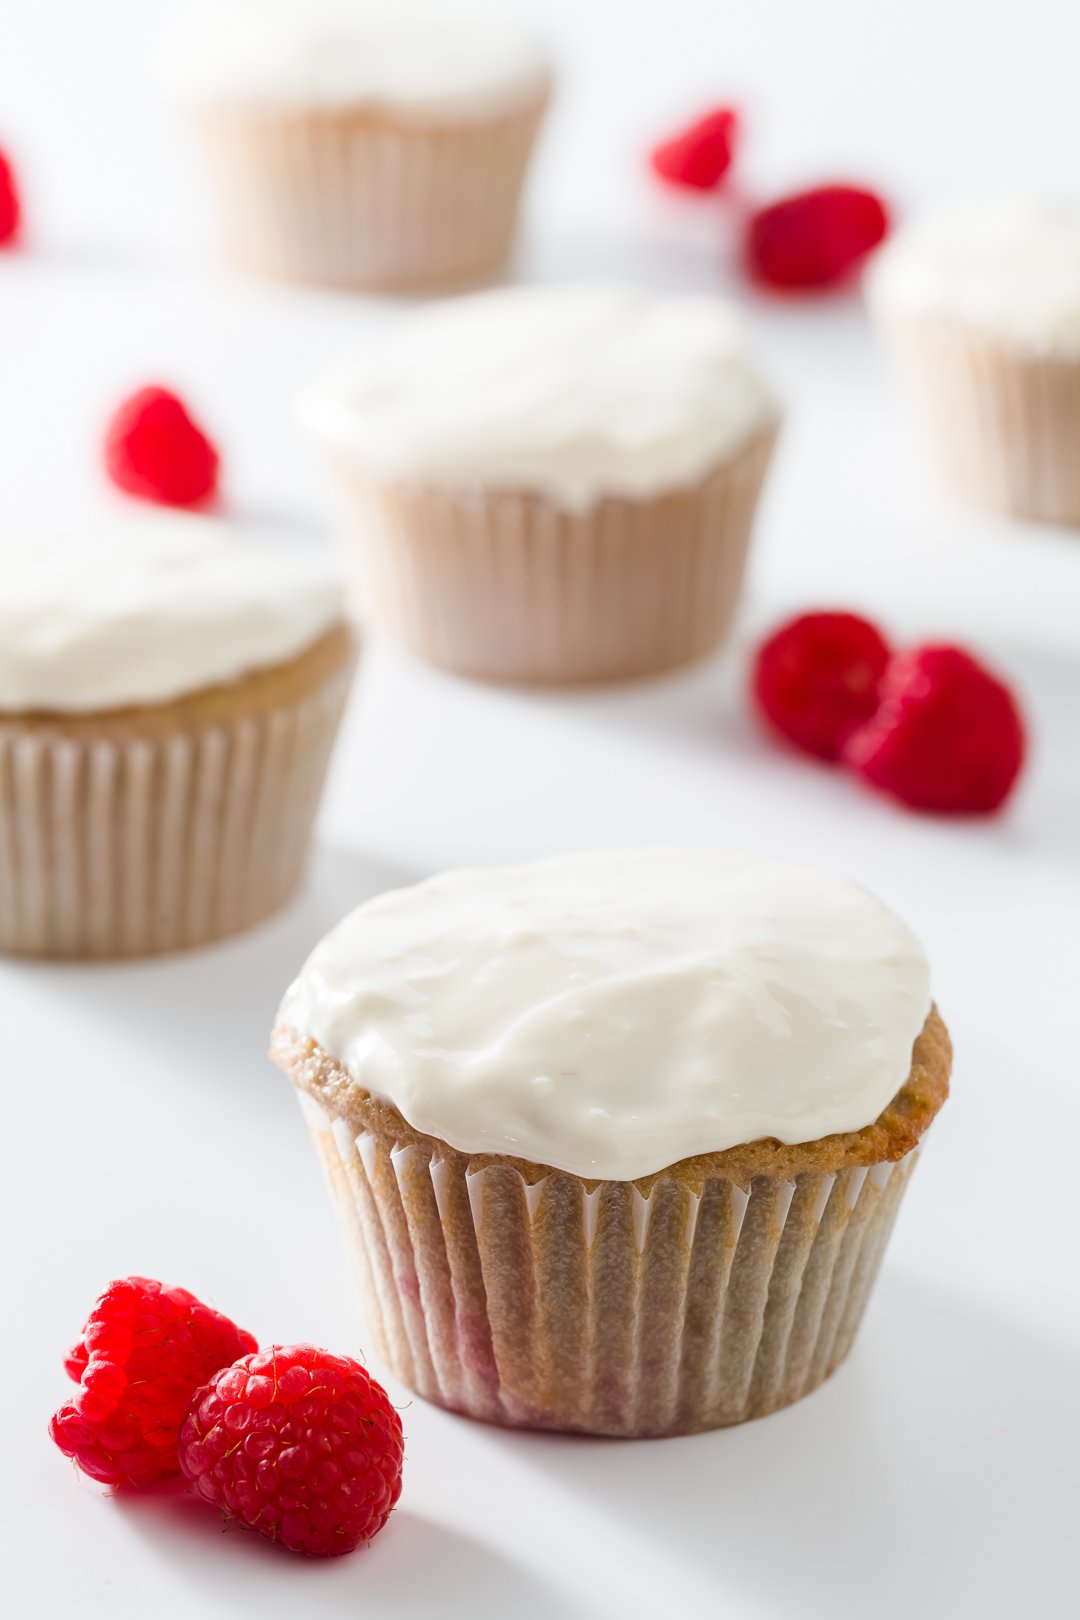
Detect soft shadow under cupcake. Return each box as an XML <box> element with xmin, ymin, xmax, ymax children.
<box><xmin>509</xmin><ymin>1271</ymin><xmax>1075</xmax><ymax>1619</ymax></box>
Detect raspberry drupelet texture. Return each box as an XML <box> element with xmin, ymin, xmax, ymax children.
<box><xmin>103</xmin><ymin>385</ymin><xmax>220</xmax><ymax>507</ymax></box>
<box><xmin>649</xmin><ymin>107</ymin><xmax>739</xmax><ymax>192</ymax></box>
<box><xmin>746</xmin><ymin>184</ymin><xmax>889</xmax><ymax>289</ymax></box>
<box><xmin>0</xmin><ymin>149</ymin><xmax>20</xmax><ymax>246</ymax></box>
<box><xmin>50</xmin><ymin>1277</ymin><xmax>257</xmax><ymax>1488</ymax></box>
<box><xmin>843</xmin><ymin>644</ymin><xmax>1026</xmax><ymax>814</ymax></box>
<box><xmin>179</xmin><ymin>1345</ymin><xmax>404</xmax><ymax>1558</ymax></box>
<box><xmin>753</xmin><ymin>610</ymin><xmax>892</xmax><ymax>761</ymax></box>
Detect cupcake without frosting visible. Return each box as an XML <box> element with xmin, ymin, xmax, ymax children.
<box><xmin>167</xmin><ymin>0</ymin><xmax>553</xmax><ymax>291</ymax></box>
<box><xmin>0</xmin><ymin>516</ymin><xmax>355</xmax><ymax>958</ymax></box>
<box><xmin>272</xmin><ymin>850</ymin><xmax>949</xmax><ymax>1436</ymax></box>
<box><xmin>870</xmin><ymin>198</ymin><xmax>1080</xmax><ymax>527</ymax></box>
<box><xmin>300</xmin><ymin>282</ymin><xmax>780</xmax><ymax>683</ymax></box>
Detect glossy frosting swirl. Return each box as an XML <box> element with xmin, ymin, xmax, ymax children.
<box><xmin>298</xmin><ymin>282</ymin><xmax>778</xmax><ymax>511</ymax></box>
<box><xmin>278</xmin><ymin>850</ymin><xmax>931</xmax><ymax>1180</ymax></box>
<box><xmin>0</xmin><ymin>515</ymin><xmax>343</xmax><ymax>713</ymax></box>
<box><xmin>871</xmin><ymin>197</ymin><xmax>1080</xmax><ymax>354</ymax></box>
<box><xmin>167</xmin><ymin>0</ymin><xmax>553</xmax><ymax>118</ymax></box>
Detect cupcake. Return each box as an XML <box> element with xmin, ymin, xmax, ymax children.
<box><xmin>870</xmin><ymin>198</ymin><xmax>1080</xmax><ymax>527</ymax></box>
<box><xmin>167</xmin><ymin>0</ymin><xmax>552</xmax><ymax>292</ymax></box>
<box><xmin>0</xmin><ymin>515</ymin><xmax>355</xmax><ymax>958</ymax></box>
<box><xmin>272</xmin><ymin>850</ymin><xmax>949</xmax><ymax>1437</ymax></box>
<box><xmin>299</xmin><ymin>283</ymin><xmax>780</xmax><ymax>683</ymax></box>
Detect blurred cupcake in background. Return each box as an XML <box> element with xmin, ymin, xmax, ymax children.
<box><xmin>299</xmin><ymin>282</ymin><xmax>780</xmax><ymax>684</ymax></box>
<box><xmin>0</xmin><ymin>516</ymin><xmax>354</xmax><ymax>958</ymax></box>
<box><xmin>870</xmin><ymin>198</ymin><xmax>1080</xmax><ymax>527</ymax></box>
<box><xmin>166</xmin><ymin>0</ymin><xmax>553</xmax><ymax>292</ymax></box>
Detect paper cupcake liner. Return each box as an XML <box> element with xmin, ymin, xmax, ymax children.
<box><xmin>0</xmin><ymin>655</ymin><xmax>353</xmax><ymax>959</ymax></box>
<box><xmin>881</xmin><ymin>315</ymin><xmax>1080</xmax><ymax>527</ymax></box>
<box><xmin>192</xmin><ymin>98</ymin><xmax>548</xmax><ymax>292</ymax></box>
<box><xmin>297</xmin><ymin>1090</ymin><xmax>919</xmax><ymax>1436</ymax></box>
<box><xmin>325</xmin><ymin>425</ymin><xmax>779</xmax><ymax>684</ymax></box>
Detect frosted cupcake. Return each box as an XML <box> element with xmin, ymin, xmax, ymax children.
<box><xmin>167</xmin><ymin>0</ymin><xmax>552</xmax><ymax>292</ymax></box>
<box><xmin>299</xmin><ymin>283</ymin><xmax>780</xmax><ymax>683</ymax></box>
<box><xmin>0</xmin><ymin>516</ymin><xmax>355</xmax><ymax>958</ymax></box>
<box><xmin>870</xmin><ymin>198</ymin><xmax>1080</xmax><ymax>527</ymax></box>
<box><xmin>272</xmin><ymin>850</ymin><xmax>949</xmax><ymax>1437</ymax></box>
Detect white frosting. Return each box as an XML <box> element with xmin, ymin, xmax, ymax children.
<box><xmin>298</xmin><ymin>283</ymin><xmax>778</xmax><ymax>510</ymax></box>
<box><xmin>0</xmin><ymin>515</ymin><xmax>344</xmax><ymax>713</ymax></box>
<box><xmin>166</xmin><ymin>0</ymin><xmax>552</xmax><ymax>118</ymax></box>
<box><xmin>279</xmin><ymin>850</ymin><xmax>931</xmax><ymax>1181</ymax></box>
<box><xmin>871</xmin><ymin>198</ymin><xmax>1080</xmax><ymax>354</ymax></box>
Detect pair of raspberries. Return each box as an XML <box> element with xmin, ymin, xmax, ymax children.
<box><xmin>753</xmin><ymin>611</ymin><xmax>1025</xmax><ymax>814</ymax></box>
<box><xmin>51</xmin><ymin>1277</ymin><xmax>404</xmax><ymax>1559</ymax></box>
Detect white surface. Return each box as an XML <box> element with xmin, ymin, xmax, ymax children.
<box><xmin>280</xmin><ymin>850</ymin><xmax>931</xmax><ymax>1178</ymax></box>
<box><xmin>1</xmin><ymin>2</ymin><xmax>1078</xmax><ymax>1617</ymax></box>
<box><xmin>300</xmin><ymin>282</ymin><xmax>775</xmax><ymax>509</ymax></box>
<box><xmin>0</xmin><ymin>514</ymin><xmax>342</xmax><ymax>710</ymax></box>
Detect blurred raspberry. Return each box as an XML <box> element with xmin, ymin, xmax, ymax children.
<box><xmin>746</xmin><ymin>184</ymin><xmax>889</xmax><ymax>289</ymax></box>
<box><xmin>50</xmin><ymin>1277</ymin><xmax>257</xmax><ymax>1488</ymax></box>
<box><xmin>753</xmin><ymin>610</ymin><xmax>892</xmax><ymax>761</ymax></box>
<box><xmin>0</xmin><ymin>148</ymin><xmax>20</xmax><ymax>246</ymax></box>
<box><xmin>844</xmin><ymin>644</ymin><xmax>1026</xmax><ymax>814</ymax></box>
<box><xmin>104</xmin><ymin>386</ymin><xmax>220</xmax><ymax>507</ymax></box>
<box><xmin>180</xmin><ymin>1344</ymin><xmax>403</xmax><ymax>1557</ymax></box>
<box><xmin>650</xmin><ymin>107</ymin><xmax>739</xmax><ymax>192</ymax></box>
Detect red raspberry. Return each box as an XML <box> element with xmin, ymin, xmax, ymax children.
<box><xmin>50</xmin><ymin>1277</ymin><xmax>257</xmax><ymax>1488</ymax></box>
<box><xmin>104</xmin><ymin>386</ymin><xmax>220</xmax><ymax>507</ymax></box>
<box><xmin>746</xmin><ymin>184</ymin><xmax>889</xmax><ymax>289</ymax></box>
<box><xmin>0</xmin><ymin>148</ymin><xmax>20</xmax><ymax>246</ymax></box>
<box><xmin>752</xmin><ymin>610</ymin><xmax>892</xmax><ymax>761</ymax></box>
<box><xmin>649</xmin><ymin>107</ymin><xmax>739</xmax><ymax>192</ymax></box>
<box><xmin>843</xmin><ymin>645</ymin><xmax>1026</xmax><ymax>814</ymax></box>
<box><xmin>179</xmin><ymin>1345</ymin><xmax>403</xmax><ymax>1558</ymax></box>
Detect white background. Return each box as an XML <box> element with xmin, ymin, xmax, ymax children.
<box><xmin>2</xmin><ymin>2</ymin><xmax>1078</xmax><ymax>1616</ymax></box>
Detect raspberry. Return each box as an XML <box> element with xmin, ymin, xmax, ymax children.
<box><xmin>179</xmin><ymin>1345</ymin><xmax>403</xmax><ymax>1558</ymax></box>
<box><xmin>843</xmin><ymin>645</ymin><xmax>1026</xmax><ymax>814</ymax></box>
<box><xmin>752</xmin><ymin>611</ymin><xmax>892</xmax><ymax>761</ymax></box>
<box><xmin>0</xmin><ymin>149</ymin><xmax>20</xmax><ymax>246</ymax></box>
<box><xmin>103</xmin><ymin>386</ymin><xmax>220</xmax><ymax>507</ymax></box>
<box><xmin>50</xmin><ymin>1277</ymin><xmax>257</xmax><ymax>1488</ymax></box>
<box><xmin>649</xmin><ymin>107</ymin><xmax>739</xmax><ymax>192</ymax></box>
<box><xmin>746</xmin><ymin>184</ymin><xmax>889</xmax><ymax>289</ymax></box>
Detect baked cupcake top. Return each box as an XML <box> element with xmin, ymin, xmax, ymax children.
<box><xmin>167</xmin><ymin>0</ymin><xmax>552</xmax><ymax>118</ymax></box>
<box><xmin>277</xmin><ymin>850</ymin><xmax>931</xmax><ymax>1181</ymax></box>
<box><xmin>870</xmin><ymin>197</ymin><xmax>1080</xmax><ymax>355</ymax></box>
<box><xmin>299</xmin><ymin>283</ymin><xmax>778</xmax><ymax>511</ymax></box>
<box><xmin>0</xmin><ymin>516</ymin><xmax>344</xmax><ymax>713</ymax></box>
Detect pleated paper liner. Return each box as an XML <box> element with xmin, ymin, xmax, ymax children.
<box><xmin>0</xmin><ymin>624</ymin><xmax>356</xmax><ymax>959</ymax></box>
<box><xmin>321</xmin><ymin>423</ymin><xmax>779</xmax><ymax>684</ymax></box>
<box><xmin>191</xmin><ymin>95</ymin><xmax>549</xmax><ymax>292</ymax></box>
<box><xmin>279</xmin><ymin>1011</ymin><xmax>949</xmax><ymax>1438</ymax></box>
<box><xmin>880</xmin><ymin>314</ymin><xmax>1080</xmax><ymax>527</ymax></box>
